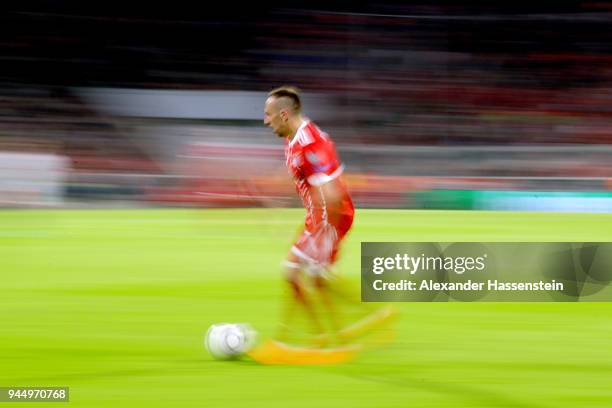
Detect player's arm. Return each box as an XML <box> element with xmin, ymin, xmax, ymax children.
<box><xmin>302</xmin><ymin>139</ymin><xmax>347</xmax><ymax>220</ymax></box>
<box><xmin>240</xmin><ymin>164</ymin><xmax>293</xmax><ymax>208</ymax></box>
<box><xmin>308</xmin><ymin>176</ymin><xmax>345</xmax><ymax>214</ymax></box>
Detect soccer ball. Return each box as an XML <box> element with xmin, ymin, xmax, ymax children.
<box><xmin>205</xmin><ymin>323</ymin><xmax>257</xmax><ymax>360</ymax></box>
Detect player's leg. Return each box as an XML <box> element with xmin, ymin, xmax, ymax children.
<box><xmin>312</xmin><ymin>271</ymin><xmax>398</xmax><ymax>345</ymax></box>
<box><xmin>304</xmin><ymin>222</ymin><xmax>349</xmax><ymax>343</ymax></box>
<box><xmin>276</xmin><ymin>250</ymin><xmax>325</xmax><ymax>342</ymax></box>
<box><xmin>312</xmin><ymin>220</ymin><xmax>398</xmax><ymax>345</ymax></box>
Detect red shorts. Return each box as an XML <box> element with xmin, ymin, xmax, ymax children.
<box><xmin>291</xmin><ymin>213</ymin><xmax>353</xmax><ymax>268</ymax></box>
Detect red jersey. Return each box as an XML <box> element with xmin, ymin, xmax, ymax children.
<box><xmin>285</xmin><ymin>121</ymin><xmax>354</xmax><ymax>233</ymax></box>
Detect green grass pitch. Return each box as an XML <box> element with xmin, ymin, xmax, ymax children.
<box><xmin>1</xmin><ymin>208</ymin><xmax>612</xmax><ymax>407</ymax></box>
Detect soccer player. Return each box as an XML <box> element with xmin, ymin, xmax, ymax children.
<box><xmin>264</xmin><ymin>86</ymin><xmax>355</xmax><ymax>343</ymax></box>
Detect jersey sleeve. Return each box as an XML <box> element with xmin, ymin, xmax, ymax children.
<box><xmin>301</xmin><ymin>138</ymin><xmax>344</xmax><ymax>187</ymax></box>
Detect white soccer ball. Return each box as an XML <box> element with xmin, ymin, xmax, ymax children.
<box><xmin>205</xmin><ymin>323</ymin><xmax>256</xmax><ymax>360</ymax></box>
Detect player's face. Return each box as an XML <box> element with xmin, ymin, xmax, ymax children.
<box><xmin>264</xmin><ymin>97</ymin><xmax>287</xmax><ymax>138</ymax></box>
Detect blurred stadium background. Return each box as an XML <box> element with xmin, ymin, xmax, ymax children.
<box><xmin>2</xmin><ymin>1</ymin><xmax>612</xmax><ymax>211</ymax></box>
